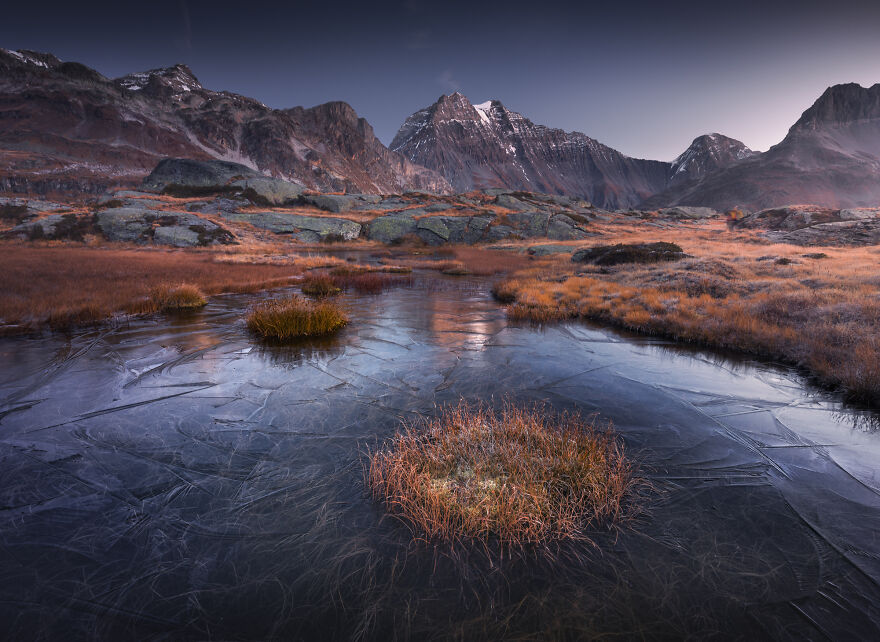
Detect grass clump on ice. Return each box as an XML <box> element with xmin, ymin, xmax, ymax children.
<box><xmin>247</xmin><ymin>295</ymin><xmax>348</xmax><ymax>340</ymax></box>
<box><xmin>368</xmin><ymin>399</ymin><xmax>636</xmax><ymax>545</ymax></box>
<box><xmin>149</xmin><ymin>283</ymin><xmax>207</xmax><ymax>311</ymax></box>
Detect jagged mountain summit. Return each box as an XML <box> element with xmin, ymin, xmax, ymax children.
<box><xmin>390</xmin><ymin>92</ymin><xmax>672</xmax><ymax>209</ymax></box>
<box><xmin>644</xmin><ymin>83</ymin><xmax>880</xmax><ymax>211</ymax></box>
<box><xmin>668</xmin><ymin>134</ymin><xmax>756</xmax><ymax>186</ymax></box>
<box><xmin>0</xmin><ymin>49</ymin><xmax>449</xmax><ymax>195</ymax></box>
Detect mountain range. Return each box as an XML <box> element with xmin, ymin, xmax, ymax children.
<box><xmin>2</xmin><ymin>47</ymin><xmax>880</xmax><ymax>211</ymax></box>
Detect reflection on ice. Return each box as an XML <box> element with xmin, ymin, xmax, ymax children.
<box><xmin>2</xmin><ymin>277</ymin><xmax>880</xmax><ymax>638</ymax></box>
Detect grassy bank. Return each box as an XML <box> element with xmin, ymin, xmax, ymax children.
<box><xmin>496</xmin><ymin>221</ymin><xmax>880</xmax><ymax>405</ymax></box>
<box><xmin>0</xmin><ymin>244</ymin><xmax>343</xmax><ymax>333</ymax></box>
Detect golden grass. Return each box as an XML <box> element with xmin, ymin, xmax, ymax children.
<box><xmin>148</xmin><ymin>283</ymin><xmax>207</xmax><ymax>311</ymax></box>
<box><xmin>498</xmin><ymin>220</ymin><xmax>880</xmax><ymax>405</ymax></box>
<box><xmin>0</xmin><ymin>244</ymin><xmax>316</xmax><ymax>332</ymax></box>
<box><xmin>368</xmin><ymin>399</ymin><xmax>636</xmax><ymax>545</ymax></box>
<box><xmin>246</xmin><ymin>295</ymin><xmax>348</xmax><ymax>340</ymax></box>
<box><xmin>300</xmin><ymin>273</ymin><xmax>342</xmax><ymax>297</ymax></box>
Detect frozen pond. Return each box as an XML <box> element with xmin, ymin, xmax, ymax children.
<box><xmin>2</xmin><ymin>275</ymin><xmax>880</xmax><ymax>639</ymax></box>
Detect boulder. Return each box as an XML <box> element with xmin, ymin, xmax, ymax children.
<box><xmin>232</xmin><ymin>176</ymin><xmax>304</xmax><ymax>205</ymax></box>
<box><xmin>301</xmin><ymin>194</ymin><xmax>357</xmax><ymax>213</ymax></box>
<box><xmin>143</xmin><ymin>158</ymin><xmax>260</xmax><ymax>192</ymax></box>
<box><xmin>462</xmin><ymin>216</ymin><xmax>493</xmax><ymax>244</ymax></box>
<box><xmin>416</xmin><ymin>216</ymin><xmax>451</xmax><ymax>245</ymax></box>
<box><xmin>153</xmin><ymin>226</ymin><xmax>202</xmax><ymax>247</ymax></box>
<box><xmin>572</xmin><ymin>242</ymin><xmax>687</xmax><ymax>266</ymax></box>
<box><xmin>547</xmin><ymin>214</ymin><xmax>590</xmax><ymax>240</ymax></box>
<box><xmin>495</xmin><ymin>194</ymin><xmax>535</xmax><ymax>211</ymax></box>
<box><xmin>366</xmin><ymin>214</ymin><xmax>418</xmax><ymax>243</ymax></box>
<box><xmin>221</xmin><ymin>211</ymin><xmax>360</xmax><ymax>242</ymax></box>
<box><xmin>527</xmin><ymin>244</ymin><xmax>576</xmax><ymax>256</ymax></box>
<box><xmin>485</xmin><ymin>224</ymin><xmax>519</xmax><ymax>242</ymax></box>
<box><xmin>506</xmin><ymin>211</ymin><xmax>550</xmax><ymax>237</ymax></box>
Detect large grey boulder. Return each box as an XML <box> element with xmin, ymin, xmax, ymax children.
<box><xmin>366</xmin><ymin>214</ymin><xmax>418</xmax><ymax>243</ymax></box>
<box><xmin>301</xmin><ymin>194</ymin><xmax>357</xmax><ymax>213</ymax></box>
<box><xmin>506</xmin><ymin>211</ymin><xmax>550</xmax><ymax>237</ymax></box>
<box><xmin>527</xmin><ymin>244</ymin><xmax>576</xmax><ymax>256</ymax></box>
<box><xmin>416</xmin><ymin>216</ymin><xmax>451</xmax><ymax>245</ymax></box>
<box><xmin>143</xmin><ymin>159</ymin><xmax>260</xmax><ymax>192</ymax></box>
<box><xmin>547</xmin><ymin>214</ymin><xmax>591</xmax><ymax>240</ymax></box>
<box><xmin>221</xmin><ymin>211</ymin><xmax>360</xmax><ymax>242</ymax></box>
<box><xmin>495</xmin><ymin>194</ymin><xmax>534</xmax><ymax>211</ymax></box>
<box><xmin>153</xmin><ymin>226</ymin><xmax>202</xmax><ymax>247</ymax></box>
<box><xmin>232</xmin><ymin>176</ymin><xmax>304</xmax><ymax>205</ymax></box>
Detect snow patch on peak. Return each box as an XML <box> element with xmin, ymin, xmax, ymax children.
<box><xmin>4</xmin><ymin>49</ymin><xmax>50</xmax><ymax>68</ymax></box>
<box><xmin>474</xmin><ymin>101</ymin><xmax>493</xmax><ymax>125</ymax></box>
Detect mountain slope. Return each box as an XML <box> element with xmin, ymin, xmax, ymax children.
<box><xmin>0</xmin><ymin>49</ymin><xmax>450</xmax><ymax>196</ymax></box>
<box><xmin>390</xmin><ymin>93</ymin><xmax>671</xmax><ymax>209</ymax></box>
<box><xmin>644</xmin><ymin>83</ymin><xmax>880</xmax><ymax>210</ymax></box>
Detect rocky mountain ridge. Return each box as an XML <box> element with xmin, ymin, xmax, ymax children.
<box><xmin>3</xmin><ymin>47</ymin><xmax>880</xmax><ymax>212</ymax></box>
<box><xmin>0</xmin><ymin>48</ymin><xmax>449</xmax><ymax>196</ymax></box>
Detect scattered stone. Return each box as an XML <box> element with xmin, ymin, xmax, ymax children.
<box><xmin>96</xmin><ymin>207</ymin><xmax>232</xmax><ymax>246</ymax></box>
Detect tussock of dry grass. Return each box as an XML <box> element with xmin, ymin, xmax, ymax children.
<box><xmin>368</xmin><ymin>400</ymin><xmax>635</xmax><ymax>545</ymax></box>
<box><xmin>149</xmin><ymin>283</ymin><xmax>207</xmax><ymax>310</ymax></box>
<box><xmin>246</xmin><ymin>295</ymin><xmax>348</xmax><ymax>340</ymax></box>
<box><xmin>301</xmin><ymin>273</ymin><xmax>342</xmax><ymax>297</ymax></box>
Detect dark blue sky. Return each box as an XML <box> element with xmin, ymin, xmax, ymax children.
<box><xmin>3</xmin><ymin>1</ymin><xmax>880</xmax><ymax>160</ymax></box>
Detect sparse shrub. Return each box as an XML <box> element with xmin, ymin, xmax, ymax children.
<box><xmin>149</xmin><ymin>283</ymin><xmax>207</xmax><ymax>311</ymax></box>
<box><xmin>368</xmin><ymin>399</ymin><xmax>636</xmax><ymax>544</ymax></box>
<box><xmin>247</xmin><ymin>295</ymin><xmax>348</xmax><ymax>340</ymax></box>
<box><xmin>301</xmin><ymin>273</ymin><xmax>342</xmax><ymax>297</ymax></box>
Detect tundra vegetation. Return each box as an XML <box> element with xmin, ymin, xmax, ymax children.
<box><xmin>368</xmin><ymin>399</ymin><xmax>637</xmax><ymax>545</ymax></box>
<box><xmin>495</xmin><ymin>219</ymin><xmax>880</xmax><ymax>405</ymax></box>
<box><xmin>246</xmin><ymin>295</ymin><xmax>348</xmax><ymax>340</ymax></box>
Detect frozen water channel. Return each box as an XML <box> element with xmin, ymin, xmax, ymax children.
<box><xmin>2</xmin><ymin>275</ymin><xmax>880</xmax><ymax>639</ymax></box>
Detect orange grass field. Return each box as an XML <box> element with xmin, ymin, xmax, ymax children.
<box><xmin>495</xmin><ymin>218</ymin><xmax>880</xmax><ymax>405</ymax></box>
<box><xmin>368</xmin><ymin>399</ymin><xmax>636</xmax><ymax>545</ymax></box>
<box><xmin>0</xmin><ymin>244</ymin><xmax>344</xmax><ymax>333</ymax></box>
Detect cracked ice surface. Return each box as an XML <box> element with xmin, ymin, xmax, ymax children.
<box><xmin>2</xmin><ymin>278</ymin><xmax>880</xmax><ymax>638</ymax></box>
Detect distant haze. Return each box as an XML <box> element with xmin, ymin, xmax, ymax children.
<box><xmin>3</xmin><ymin>0</ymin><xmax>880</xmax><ymax>161</ymax></box>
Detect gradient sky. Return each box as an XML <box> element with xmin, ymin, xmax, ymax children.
<box><xmin>3</xmin><ymin>0</ymin><xmax>880</xmax><ymax>161</ymax></box>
